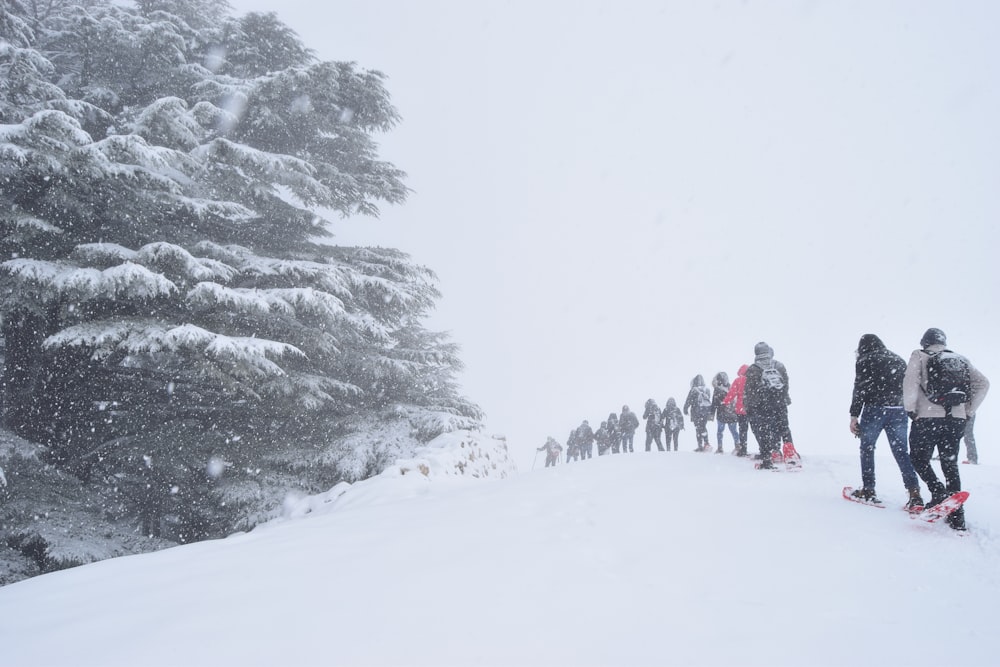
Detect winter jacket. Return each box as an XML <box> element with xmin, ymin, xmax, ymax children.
<box><xmin>537</xmin><ymin>437</ymin><xmax>562</xmax><ymax>456</ymax></box>
<box><xmin>619</xmin><ymin>408</ymin><xmax>640</xmax><ymax>434</ymax></box>
<box><xmin>683</xmin><ymin>375</ymin><xmax>713</xmax><ymax>420</ymax></box>
<box><xmin>576</xmin><ymin>422</ymin><xmax>595</xmax><ymax>447</ymax></box>
<box><xmin>606</xmin><ymin>413</ymin><xmax>620</xmax><ymax>440</ymax></box>
<box><xmin>743</xmin><ymin>358</ymin><xmax>790</xmax><ymax>415</ymax></box>
<box><xmin>643</xmin><ymin>399</ymin><xmax>662</xmax><ymax>433</ymax></box>
<box><xmin>712</xmin><ymin>384</ymin><xmax>737</xmax><ymax>423</ymax></box>
<box><xmin>661</xmin><ymin>399</ymin><xmax>684</xmax><ymax>432</ymax></box>
<box><xmin>902</xmin><ymin>343</ymin><xmax>989</xmax><ymax>420</ymax></box>
<box><xmin>722</xmin><ymin>365</ymin><xmax>748</xmax><ymax>416</ymax></box>
<box><xmin>849</xmin><ymin>335</ymin><xmax>906</xmax><ymax>417</ymax></box>
<box><xmin>594</xmin><ymin>426</ymin><xmax>611</xmax><ymax>454</ymax></box>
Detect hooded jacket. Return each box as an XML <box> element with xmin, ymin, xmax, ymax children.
<box><xmin>902</xmin><ymin>343</ymin><xmax>989</xmax><ymax>419</ymax></box>
<box><xmin>722</xmin><ymin>365</ymin><xmax>748</xmax><ymax>416</ymax></box>
<box><xmin>683</xmin><ymin>375</ymin><xmax>713</xmax><ymax>420</ymax></box>
<box><xmin>849</xmin><ymin>334</ymin><xmax>906</xmax><ymax>417</ymax></box>
<box><xmin>744</xmin><ymin>352</ymin><xmax>790</xmax><ymax>415</ymax></box>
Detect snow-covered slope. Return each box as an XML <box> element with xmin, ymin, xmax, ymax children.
<box><xmin>2</xmin><ymin>445</ymin><xmax>999</xmax><ymax>667</ymax></box>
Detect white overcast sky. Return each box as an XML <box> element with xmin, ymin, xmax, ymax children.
<box><xmin>228</xmin><ymin>0</ymin><xmax>998</xmax><ymax>464</ymax></box>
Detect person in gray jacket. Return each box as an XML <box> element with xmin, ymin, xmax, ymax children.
<box><xmin>903</xmin><ymin>328</ymin><xmax>989</xmax><ymax>530</ymax></box>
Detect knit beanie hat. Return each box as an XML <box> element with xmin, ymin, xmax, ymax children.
<box><xmin>754</xmin><ymin>342</ymin><xmax>773</xmax><ymax>362</ymax></box>
<box><xmin>920</xmin><ymin>328</ymin><xmax>947</xmax><ymax>348</ymax></box>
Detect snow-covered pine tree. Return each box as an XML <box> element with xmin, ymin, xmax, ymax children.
<box><xmin>0</xmin><ymin>0</ymin><xmax>481</xmax><ymax>546</ymax></box>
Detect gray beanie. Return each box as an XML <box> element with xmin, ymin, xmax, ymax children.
<box><xmin>754</xmin><ymin>341</ymin><xmax>771</xmax><ymax>357</ymax></box>
<box><xmin>920</xmin><ymin>328</ymin><xmax>947</xmax><ymax>348</ymax></box>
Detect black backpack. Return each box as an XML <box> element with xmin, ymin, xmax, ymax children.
<box><xmin>922</xmin><ymin>349</ymin><xmax>971</xmax><ymax>409</ymax></box>
<box><xmin>758</xmin><ymin>361</ymin><xmax>785</xmax><ymax>392</ymax></box>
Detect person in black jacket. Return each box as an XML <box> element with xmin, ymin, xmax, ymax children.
<box><xmin>683</xmin><ymin>375</ymin><xmax>713</xmax><ymax>451</ymax></box>
<box><xmin>661</xmin><ymin>397</ymin><xmax>684</xmax><ymax>451</ymax></box>
<box><xmin>848</xmin><ymin>334</ymin><xmax>923</xmax><ymax>507</ymax></box>
<box><xmin>743</xmin><ymin>342</ymin><xmax>790</xmax><ymax>469</ymax></box>
<box><xmin>619</xmin><ymin>405</ymin><xmax>639</xmax><ymax>453</ymax></box>
<box><xmin>576</xmin><ymin>420</ymin><xmax>595</xmax><ymax>460</ymax></box>
<box><xmin>642</xmin><ymin>398</ymin><xmax>664</xmax><ymax>451</ymax></box>
<box><xmin>607</xmin><ymin>412</ymin><xmax>621</xmax><ymax>454</ymax></box>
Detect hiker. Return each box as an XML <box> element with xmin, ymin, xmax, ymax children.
<box><xmin>607</xmin><ymin>412</ymin><xmax>622</xmax><ymax>454</ymax></box>
<box><xmin>566</xmin><ymin>428</ymin><xmax>580</xmax><ymax>463</ymax></box>
<box><xmin>963</xmin><ymin>414</ymin><xmax>978</xmax><ymax>465</ymax></box>
<box><xmin>683</xmin><ymin>375</ymin><xmax>713</xmax><ymax>451</ymax></box>
<box><xmin>711</xmin><ymin>371</ymin><xmax>738</xmax><ymax>454</ymax></box>
<box><xmin>903</xmin><ymin>328</ymin><xmax>989</xmax><ymax>531</ymax></box>
<box><xmin>619</xmin><ymin>405</ymin><xmax>639</xmax><ymax>453</ymax></box>
<box><xmin>537</xmin><ymin>437</ymin><xmax>563</xmax><ymax>467</ymax></box>
<box><xmin>743</xmin><ymin>342</ymin><xmax>791</xmax><ymax>469</ymax></box>
<box><xmin>643</xmin><ymin>398</ymin><xmax>664</xmax><ymax>452</ymax></box>
<box><xmin>722</xmin><ymin>365</ymin><xmax>750</xmax><ymax>456</ymax></box>
<box><xmin>847</xmin><ymin>334</ymin><xmax>923</xmax><ymax>508</ymax></box>
<box><xmin>595</xmin><ymin>421</ymin><xmax>612</xmax><ymax>456</ymax></box>
<box><xmin>661</xmin><ymin>397</ymin><xmax>684</xmax><ymax>451</ymax></box>
<box><xmin>576</xmin><ymin>420</ymin><xmax>595</xmax><ymax>460</ymax></box>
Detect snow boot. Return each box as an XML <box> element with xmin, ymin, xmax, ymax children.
<box><xmin>851</xmin><ymin>488</ymin><xmax>879</xmax><ymax>502</ymax></box>
<box><xmin>905</xmin><ymin>488</ymin><xmax>925</xmax><ymax>513</ymax></box>
<box><xmin>716</xmin><ymin>447</ymin><xmax>724</xmax><ymax>454</ymax></box>
<box><xmin>925</xmin><ymin>489</ymin><xmax>949</xmax><ymax>510</ymax></box>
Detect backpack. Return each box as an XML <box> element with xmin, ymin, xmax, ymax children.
<box><xmin>758</xmin><ymin>361</ymin><xmax>784</xmax><ymax>392</ymax></box>
<box><xmin>696</xmin><ymin>386</ymin><xmax>712</xmax><ymax>408</ymax></box>
<box><xmin>922</xmin><ymin>349</ymin><xmax>971</xmax><ymax>409</ymax></box>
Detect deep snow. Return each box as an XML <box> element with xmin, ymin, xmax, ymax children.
<box><xmin>2</xmin><ymin>434</ymin><xmax>999</xmax><ymax>667</ymax></box>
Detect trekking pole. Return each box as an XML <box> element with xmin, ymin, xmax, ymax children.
<box><xmin>531</xmin><ymin>450</ymin><xmax>539</xmax><ymax>470</ymax></box>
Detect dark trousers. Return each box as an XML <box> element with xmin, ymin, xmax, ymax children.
<box><xmin>666</xmin><ymin>428</ymin><xmax>680</xmax><ymax>450</ymax></box>
<box><xmin>748</xmin><ymin>411</ymin><xmax>782</xmax><ymax>460</ymax></box>
<box><xmin>909</xmin><ymin>417</ymin><xmax>966</xmax><ymax>527</ymax></box>
<box><xmin>737</xmin><ymin>415</ymin><xmax>749</xmax><ymax>452</ymax></box>
<box><xmin>964</xmin><ymin>413</ymin><xmax>978</xmax><ymax>463</ymax></box>
<box><xmin>622</xmin><ymin>432</ymin><xmax>635</xmax><ymax>453</ymax></box>
<box><xmin>645</xmin><ymin>428</ymin><xmax>664</xmax><ymax>451</ymax></box>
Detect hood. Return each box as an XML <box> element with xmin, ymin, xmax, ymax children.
<box><xmin>857</xmin><ymin>333</ymin><xmax>886</xmax><ymax>357</ymax></box>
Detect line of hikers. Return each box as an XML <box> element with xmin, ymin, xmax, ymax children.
<box><xmin>537</xmin><ymin>329</ymin><xmax>989</xmax><ymax>532</ymax></box>
<box><xmin>538</xmin><ymin>341</ymin><xmax>794</xmax><ymax>470</ymax></box>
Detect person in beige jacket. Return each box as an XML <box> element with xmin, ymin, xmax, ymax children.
<box><xmin>902</xmin><ymin>328</ymin><xmax>989</xmax><ymax>530</ymax></box>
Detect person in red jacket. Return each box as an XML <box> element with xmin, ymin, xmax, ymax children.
<box><xmin>722</xmin><ymin>364</ymin><xmax>750</xmax><ymax>456</ymax></box>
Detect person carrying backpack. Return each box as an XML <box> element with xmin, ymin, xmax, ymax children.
<box><xmin>711</xmin><ymin>371</ymin><xmax>738</xmax><ymax>454</ymax></box>
<box><xmin>576</xmin><ymin>420</ymin><xmax>595</xmax><ymax>460</ymax></box>
<box><xmin>607</xmin><ymin>412</ymin><xmax>622</xmax><ymax>454</ymax></box>
<box><xmin>847</xmin><ymin>334</ymin><xmax>922</xmax><ymax>507</ymax></box>
<box><xmin>683</xmin><ymin>375</ymin><xmax>713</xmax><ymax>451</ymax></box>
<box><xmin>722</xmin><ymin>365</ymin><xmax>750</xmax><ymax>456</ymax></box>
<box><xmin>902</xmin><ymin>328</ymin><xmax>989</xmax><ymax>530</ymax></box>
<box><xmin>537</xmin><ymin>437</ymin><xmax>563</xmax><ymax>467</ymax></box>
<box><xmin>643</xmin><ymin>398</ymin><xmax>664</xmax><ymax>452</ymax></box>
<box><xmin>566</xmin><ymin>428</ymin><xmax>580</xmax><ymax>463</ymax></box>
<box><xmin>595</xmin><ymin>421</ymin><xmax>612</xmax><ymax>456</ymax></box>
<box><xmin>743</xmin><ymin>342</ymin><xmax>790</xmax><ymax>469</ymax></box>
<box><xmin>619</xmin><ymin>405</ymin><xmax>639</xmax><ymax>453</ymax></box>
<box><xmin>661</xmin><ymin>397</ymin><xmax>684</xmax><ymax>451</ymax></box>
